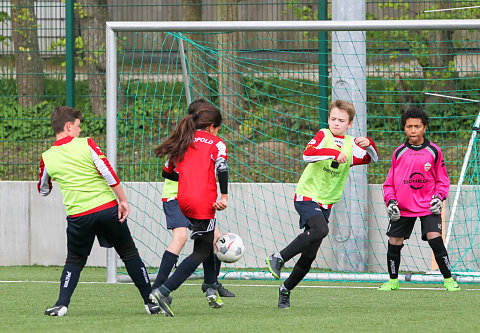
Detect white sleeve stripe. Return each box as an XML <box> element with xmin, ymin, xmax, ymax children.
<box><xmin>365</xmin><ymin>145</ymin><xmax>378</xmax><ymax>162</ymax></box>
<box><xmin>215</xmin><ymin>141</ymin><xmax>227</xmax><ymax>158</ymax></box>
<box><xmin>39</xmin><ymin>167</ymin><xmax>51</xmax><ymax>196</ymax></box>
<box><xmin>89</xmin><ymin>147</ymin><xmax>117</xmax><ymax>186</ymax></box>
<box><xmin>303</xmin><ymin>154</ymin><xmax>335</xmax><ymax>163</ymax></box>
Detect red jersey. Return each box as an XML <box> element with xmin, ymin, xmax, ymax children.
<box><xmin>164</xmin><ymin>130</ymin><xmax>227</xmax><ymax>219</ymax></box>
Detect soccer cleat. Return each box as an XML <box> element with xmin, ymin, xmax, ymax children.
<box><xmin>206</xmin><ymin>287</ymin><xmax>224</xmax><ymax>309</ymax></box>
<box><xmin>378</xmin><ymin>278</ymin><xmax>400</xmax><ymax>291</ymax></box>
<box><xmin>45</xmin><ymin>305</ymin><xmax>68</xmax><ymax>317</ymax></box>
<box><xmin>266</xmin><ymin>254</ymin><xmax>284</xmax><ymax>280</ymax></box>
<box><xmin>144</xmin><ymin>302</ymin><xmax>162</xmax><ymax>315</ymax></box>
<box><xmin>217</xmin><ymin>283</ymin><xmax>235</xmax><ymax>297</ymax></box>
<box><xmin>149</xmin><ymin>288</ymin><xmax>174</xmax><ymax>317</ymax></box>
<box><xmin>278</xmin><ymin>287</ymin><xmax>291</xmax><ymax>309</ymax></box>
<box><xmin>444</xmin><ymin>277</ymin><xmax>461</xmax><ymax>291</ymax></box>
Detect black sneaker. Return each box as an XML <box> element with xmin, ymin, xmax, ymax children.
<box><xmin>266</xmin><ymin>254</ymin><xmax>284</xmax><ymax>279</ymax></box>
<box><xmin>278</xmin><ymin>287</ymin><xmax>291</xmax><ymax>309</ymax></box>
<box><xmin>217</xmin><ymin>283</ymin><xmax>235</xmax><ymax>297</ymax></box>
<box><xmin>149</xmin><ymin>288</ymin><xmax>174</xmax><ymax>317</ymax></box>
<box><xmin>45</xmin><ymin>305</ymin><xmax>68</xmax><ymax>316</ymax></box>
<box><xmin>144</xmin><ymin>302</ymin><xmax>161</xmax><ymax>315</ymax></box>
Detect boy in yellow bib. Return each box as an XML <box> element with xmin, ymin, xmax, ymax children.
<box><xmin>266</xmin><ymin>100</ymin><xmax>378</xmax><ymax>308</ymax></box>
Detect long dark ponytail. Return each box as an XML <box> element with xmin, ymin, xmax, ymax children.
<box><xmin>154</xmin><ymin>99</ymin><xmax>223</xmax><ymax>162</ymax></box>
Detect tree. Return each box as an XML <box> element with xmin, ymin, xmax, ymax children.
<box><xmin>377</xmin><ymin>0</ymin><xmax>461</xmax><ymax>109</ymax></box>
<box><xmin>216</xmin><ymin>0</ymin><xmax>243</xmax><ymax>129</ymax></box>
<box><xmin>11</xmin><ymin>0</ymin><xmax>44</xmax><ymax>108</ymax></box>
<box><xmin>76</xmin><ymin>0</ymin><xmax>109</xmax><ymax>116</ymax></box>
<box><xmin>182</xmin><ymin>0</ymin><xmax>210</xmax><ymax>100</ymax></box>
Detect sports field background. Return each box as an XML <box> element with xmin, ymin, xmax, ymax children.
<box><xmin>1</xmin><ymin>266</ymin><xmax>479</xmax><ymax>332</ymax></box>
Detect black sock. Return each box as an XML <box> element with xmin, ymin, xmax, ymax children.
<box><xmin>387</xmin><ymin>242</ymin><xmax>403</xmax><ymax>279</ymax></box>
<box><xmin>124</xmin><ymin>255</ymin><xmax>152</xmax><ymax>304</ymax></box>
<box><xmin>153</xmin><ymin>251</ymin><xmax>179</xmax><ymax>289</ymax></box>
<box><xmin>280</xmin><ymin>232</ymin><xmax>310</xmax><ymax>262</ymax></box>
<box><xmin>164</xmin><ymin>256</ymin><xmax>199</xmax><ymax>292</ymax></box>
<box><xmin>428</xmin><ymin>236</ymin><xmax>452</xmax><ymax>279</ymax></box>
<box><xmin>202</xmin><ymin>251</ymin><xmax>217</xmax><ymax>285</ymax></box>
<box><xmin>215</xmin><ymin>254</ymin><xmax>222</xmax><ymax>280</ymax></box>
<box><xmin>283</xmin><ymin>240</ymin><xmax>321</xmax><ymax>290</ymax></box>
<box><xmin>280</xmin><ymin>214</ymin><xmax>328</xmax><ymax>262</ymax></box>
<box><xmin>56</xmin><ymin>264</ymin><xmax>82</xmax><ymax>307</ymax></box>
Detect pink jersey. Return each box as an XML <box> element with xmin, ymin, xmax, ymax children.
<box><xmin>164</xmin><ymin>130</ymin><xmax>227</xmax><ymax>219</ymax></box>
<box><xmin>383</xmin><ymin>139</ymin><xmax>450</xmax><ymax>217</ymax></box>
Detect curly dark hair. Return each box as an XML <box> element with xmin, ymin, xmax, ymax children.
<box><xmin>401</xmin><ymin>107</ymin><xmax>429</xmax><ymax>128</ymax></box>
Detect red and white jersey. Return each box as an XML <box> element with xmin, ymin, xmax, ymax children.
<box><xmin>302</xmin><ymin>129</ymin><xmax>378</xmax><ymax>166</ymax></box>
<box><xmin>164</xmin><ymin>130</ymin><xmax>227</xmax><ymax>219</ymax></box>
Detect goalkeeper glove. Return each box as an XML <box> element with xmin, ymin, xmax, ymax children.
<box><xmin>387</xmin><ymin>200</ymin><xmax>400</xmax><ymax>221</ymax></box>
<box><xmin>429</xmin><ymin>195</ymin><xmax>442</xmax><ymax>215</ymax></box>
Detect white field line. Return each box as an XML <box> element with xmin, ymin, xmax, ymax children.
<box><xmin>1</xmin><ymin>280</ymin><xmax>479</xmax><ymax>291</ymax></box>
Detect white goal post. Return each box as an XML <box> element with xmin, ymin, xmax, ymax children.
<box><xmin>105</xmin><ymin>19</ymin><xmax>480</xmax><ymax>283</ymax></box>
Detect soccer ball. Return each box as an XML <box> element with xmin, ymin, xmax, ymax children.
<box><xmin>214</xmin><ymin>233</ymin><xmax>245</xmax><ymax>263</ymax></box>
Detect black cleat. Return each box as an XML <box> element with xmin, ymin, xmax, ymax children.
<box><xmin>144</xmin><ymin>302</ymin><xmax>162</xmax><ymax>315</ymax></box>
<box><xmin>266</xmin><ymin>254</ymin><xmax>284</xmax><ymax>279</ymax></box>
<box><xmin>217</xmin><ymin>283</ymin><xmax>235</xmax><ymax>297</ymax></box>
<box><xmin>149</xmin><ymin>288</ymin><xmax>174</xmax><ymax>317</ymax></box>
<box><xmin>45</xmin><ymin>305</ymin><xmax>68</xmax><ymax>316</ymax></box>
<box><xmin>278</xmin><ymin>287</ymin><xmax>291</xmax><ymax>309</ymax></box>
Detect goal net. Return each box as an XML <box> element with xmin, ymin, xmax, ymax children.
<box><xmin>106</xmin><ymin>20</ymin><xmax>480</xmax><ymax>283</ymax></box>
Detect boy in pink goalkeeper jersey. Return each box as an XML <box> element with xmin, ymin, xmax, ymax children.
<box><xmin>378</xmin><ymin>108</ymin><xmax>460</xmax><ymax>291</ymax></box>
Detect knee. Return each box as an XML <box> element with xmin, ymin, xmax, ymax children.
<box><xmin>115</xmin><ymin>238</ymin><xmax>139</xmax><ymax>262</ymax></box>
<box><xmin>65</xmin><ymin>250</ymin><xmax>87</xmax><ymax>268</ymax></box>
<box><xmin>306</xmin><ymin>215</ymin><xmax>329</xmax><ymax>242</ymax></box>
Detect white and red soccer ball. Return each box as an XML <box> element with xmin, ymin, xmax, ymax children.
<box><xmin>214</xmin><ymin>233</ymin><xmax>245</xmax><ymax>263</ymax></box>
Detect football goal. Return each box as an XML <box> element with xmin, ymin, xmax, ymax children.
<box><xmin>105</xmin><ymin>20</ymin><xmax>480</xmax><ymax>283</ymax></box>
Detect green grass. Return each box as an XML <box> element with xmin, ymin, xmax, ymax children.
<box><xmin>1</xmin><ymin>266</ymin><xmax>480</xmax><ymax>332</ymax></box>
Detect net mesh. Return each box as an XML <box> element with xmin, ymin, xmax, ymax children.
<box><xmin>114</xmin><ymin>28</ymin><xmax>480</xmax><ymax>280</ymax></box>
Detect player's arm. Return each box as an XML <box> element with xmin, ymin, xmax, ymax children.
<box><xmin>213</xmin><ymin>141</ymin><xmax>228</xmax><ymax>211</ymax></box>
<box><xmin>88</xmin><ymin>138</ymin><xmax>120</xmax><ymax>186</ymax></box>
<box><xmin>382</xmin><ymin>156</ymin><xmax>400</xmax><ymax>221</ymax></box>
<box><xmin>351</xmin><ymin>137</ymin><xmax>378</xmax><ymax>166</ymax></box>
<box><xmin>433</xmin><ymin>149</ymin><xmax>450</xmax><ymax>201</ymax></box>
<box><xmin>303</xmin><ymin>130</ymin><xmax>341</xmax><ymax>163</ymax></box>
<box><xmin>162</xmin><ymin>158</ymin><xmax>179</xmax><ymax>181</ymax></box>
<box><xmin>37</xmin><ymin>157</ymin><xmax>52</xmax><ymax>196</ymax></box>
<box><xmin>88</xmin><ymin>138</ymin><xmax>129</xmax><ymax>222</ymax></box>
<box><xmin>382</xmin><ymin>155</ymin><xmax>397</xmax><ymax>205</ymax></box>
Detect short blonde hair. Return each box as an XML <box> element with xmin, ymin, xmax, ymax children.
<box><xmin>328</xmin><ymin>100</ymin><xmax>355</xmax><ymax>122</ymax></box>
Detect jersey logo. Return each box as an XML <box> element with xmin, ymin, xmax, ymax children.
<box><xmin>424</xmin><ymin>162</ymin><xmax>431</xmax><ymax>171</ymax></box>
<box><xmin>403</xmin><ymin>172</ymin><xmax>430</xmax><ymax>190</ymax></box>
<box><xmin>194</xmin><ymin>137</ymin><xmax>214</xmax><ymax>144</ymax></box>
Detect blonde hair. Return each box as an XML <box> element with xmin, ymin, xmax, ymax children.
<box><xmin>328</xmin><ymin>100</ymin><xmax>355</xmax><ymax>122</ymax></box>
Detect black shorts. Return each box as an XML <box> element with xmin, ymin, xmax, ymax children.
<box><xmin>188</xmin><ymin>217</ymin><xmax>216</xmax><ymax>240</ymax></box>
<box><xmin>294</xmin><ymin>201</ymin><xmax>331</xmax><ymax>229</ymax></box>
<box><xmin>163</xmin><ymin>199</ymin><xmax>192</xmax><ymax>230</ymax></box>
<box><xmin>386</xmin><ymin>214</ymin><xmax>442</xmax><ymax>241</ymax></box>
<box><xmin>66</xmin><ymin>205</ymin><xmax>134</xmax><ymax>257</ymax></box>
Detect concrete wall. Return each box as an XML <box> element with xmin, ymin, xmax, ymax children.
<box><xmin>1</xmin><ymin>181</ymin><xmax>479</xmax><ymax>274</ymax></box>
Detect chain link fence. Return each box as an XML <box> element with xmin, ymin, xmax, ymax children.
<box><xmin>0</xmin><ymin>0</ymin><xmax>478</xmax><ymax>180</ymax></box>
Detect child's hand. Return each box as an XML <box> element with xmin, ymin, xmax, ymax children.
<box><xmin>336</xmin><ymin>152</ymin><xmax>348</xmax><ymax>164</ymax></box>
<box><xmin>213</xmin><ymin>194</ymin><xmax>228</xmax><ymax>211</ymax></box>
<box><xmin>118</xmin><ymin>201</ymin><xmax>130</xmax><ymax>223</ymax></box>
<box><xmin>355</xmin><ymin>137</ymin><xmax>370</xmax><ymax>147</ymax></box>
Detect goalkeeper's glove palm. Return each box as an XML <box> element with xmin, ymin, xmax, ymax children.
<box><xmin>387</xmin><ymin>200</ymin><xmax>400</xmax><ymax>221</ymax></box>
<box><xmin>430</xmin><ymin>195</ymin><xmax>442</xmax><ymax>215</ymax></box>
